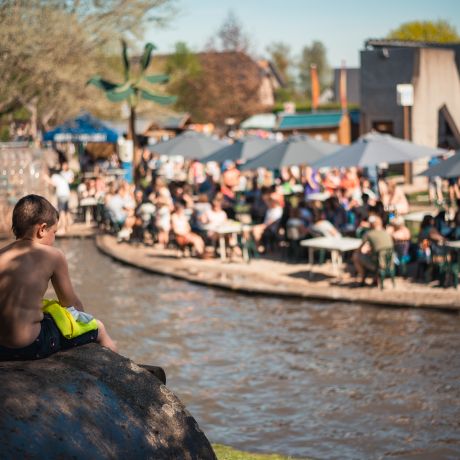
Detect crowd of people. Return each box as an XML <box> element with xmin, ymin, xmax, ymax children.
<box><xmin>47</xmin><ymin>145</ymin><xmax>460</xmax><ymax>286</ymax></box>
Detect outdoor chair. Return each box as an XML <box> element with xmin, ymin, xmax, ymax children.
<box><xmin>365</xmin><ymin>248</ymin><xmax>396</xmax><ymax>289</ymax></box>
<box><xmin>430</xmin><ymin>243</ymin><xmax>458</xmax><ymax>288</ymax></box>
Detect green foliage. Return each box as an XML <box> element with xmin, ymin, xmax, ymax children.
<box><xmin>298</xmin><ymin>41</ymin><xmax>331</xmax><ymax>98</ymax></box>
<box><xmin>165</xmin><ymin>42</ymin><xmax>203</xmax><ymax>114</ymax></box>
<box><xmin>0</xmin><ymin>0</ymin><xmax>177</xmax><ymax>134</ymax></box>
<box><xmin>0</xmin><ymin>126</ymin><xmax>10</xmax><ymax>142</ymax></box>
<box><xmin>273</xmin><ymin>102</ymin><xmax>359</xmax><ymax>113</ymax></box>
<box><xmin>213</xmin><ymin>444</ymin><xmax>302</xmax><ymax>460</ymax></box>
<box><xmin>266</xmin><ymin>42</ymin><xmax>294</xmax><ymax>86</ymax></box>
<box><xmin>387</xmin><ymin>20</ymin><xmax>460</xmax><ymax>43</ymax></box>
<box><xmin>274</xmin><ymin>87</ymin><xmax>298</xmax><ymax>104</ymax></box>
<box><xmin>165</xmin><ymin>42</ymin><xmax>202</xmax><ymax>77</ymax></box>
<box><xmin>88</xmin><ymin>41</ymin><xmax>175</xmax><ymax>108</ymax></box>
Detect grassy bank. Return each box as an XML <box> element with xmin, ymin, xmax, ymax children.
<box><xmin>213</xmin><ymin>444</ymin><xmax>303</xmax><ymax>460</ymax></box>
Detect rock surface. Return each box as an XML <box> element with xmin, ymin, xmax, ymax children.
<box><xmin>0</xmin><ymin>344</ymin><xmax>216</xmax><ymax>460</ymax></box>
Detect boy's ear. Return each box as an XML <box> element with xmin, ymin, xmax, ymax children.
<box><xmin>37</xmin><ymin>223</ymin><xmax>48</xmax><ymax>238</ymax></box>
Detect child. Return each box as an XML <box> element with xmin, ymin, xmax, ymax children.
<box><xmin>0</xmin><ymin>194</ymin><xmax>117</xmax><ymax>360</ymax></box>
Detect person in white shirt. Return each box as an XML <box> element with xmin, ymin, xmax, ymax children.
<box><xmin>201</xmin><ymin>198</ymin><xmax>228</xmax><ymax>245</ymax></box>
<box><xmin>50</xmin><ymin>164</ymin><xmax>72</xmax><ymax>234</ymax></box>
<box><xmin>252</xmin><ymin>194</ymin><xmax>283</xmax><ymax>246</ymax></box>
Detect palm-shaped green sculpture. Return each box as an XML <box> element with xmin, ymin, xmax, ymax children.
<box><xmin>88</xmin><ymin>41</ymin><xmax>176</xmax><ymax>182</ymax></box>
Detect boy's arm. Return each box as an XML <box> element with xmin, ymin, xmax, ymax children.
<box><xmin>50</xmin><ymin>249</ymin><xmax>85</xmax><ymax>311</ymax></box>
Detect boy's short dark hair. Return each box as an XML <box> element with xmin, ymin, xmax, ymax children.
<box><xmin>12</xmin><ymin>194</ymin><xmax>59</xmax><ymax>238</ymax></box>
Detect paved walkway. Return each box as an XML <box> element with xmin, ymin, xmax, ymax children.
<box><xmin>95</xmin><ymin>234</ymin><xmax>460</xmax><ymax>311</ymax></box>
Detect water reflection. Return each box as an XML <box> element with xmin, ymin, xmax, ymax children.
<box><xmin>56</xmin><ymin>239</ymin><xmax>460</xmax><ymax>459</ymax></box>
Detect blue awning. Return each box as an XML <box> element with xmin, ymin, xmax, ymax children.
<box><xmin>43</xmin><ymin>113</ymin><xmax>119</xmax><ymax>143</ymax></box>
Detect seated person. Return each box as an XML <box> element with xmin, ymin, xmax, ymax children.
<box><xmin>201</xmin><ymin>198</ymin><xmax>229</xmax><ymax>243</ymax></box>
<box><xmin>0</xmin><ymin>194</ymin><xmax>117</xmax><ymax>361</ymax></box>
<box><xmin>418</xmin><ymin>215</ymin><xmax>444</xmax><ymax>245</ymax></box>
<box><xmin>352</xmin><ymin>215</ymin><xmax>394</xmax><ymax>285</ymax></box>
<box><xmin>387</xmin><ymin>216</ymin><xmax>411</xmax><ymax>242</ymax></box>
<box><xmin>448</xmin><ymin>210</ymin><xmax>460</xmax><ymax>241</ymax></box>
<box><xmin>286</xmin><ymin>205</ymin><xmax>311</xmax><ymax>241</ymax></box>
<box><xmin>387</xmin><ymin>216</ymin><xmax>411</xmax><ymax>268</ymax></box>
<box><xmin>191</xmin><ymin>194</ymin><xmax>212</xmax><ymax>234</ymax></box>
<box><xmin>311</xmin><ymin>208</ymin><xmax>341</xmax><ymax>238</ymax></box>
<box><xmin>154</xmin><ymin>197</ymin><xmax>171</xmax><ymax>248</ymax></box>
<box><xmin>252</xmin><ymin>194</ymin><xmax>284</xmax><ymax>246</ymax></box>
<box><xmin>171</xmin><ymin>203</ymin><xmax>205</xmax><ymax>257</ymax></box>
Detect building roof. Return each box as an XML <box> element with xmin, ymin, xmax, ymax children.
<box><xmin>365</xmin><ymin>39</ymin><xmax>460</xmax><ymax>49</ymax></box>
<box><xmin>277</xmin><ymin>112</ymin><xmax>343</xmax><ymax>131</ymax></box>
<box><xmin>240</xmin><ymin>113</ymin><xmax>277</xmax><ymax>130</ymax></box>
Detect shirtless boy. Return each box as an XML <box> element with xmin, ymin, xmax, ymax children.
<box><xmin>0</xmin><ymin>194</ymin><xmax>117</xmax><ymax>360</ymax></box>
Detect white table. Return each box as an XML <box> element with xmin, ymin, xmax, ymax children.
<box><xmin>214</xmin><ymin>223</ymin><xmax>244</xmax><ymax>262</ymax></box>
<box><xmin>79</xmin><ymin>197</ymin><xmax>98</xmax><ymax>226</ymax></box>
<box><xmin>300</xmin><ymin>236</ymin><xmax>362</xmax><ymax>278</ymax></box>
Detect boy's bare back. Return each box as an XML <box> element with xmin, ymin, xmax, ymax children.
<box><xmin>0</xmin><ymin>240</ymin><xmax>75</xmax><ymax>348</ymax></box>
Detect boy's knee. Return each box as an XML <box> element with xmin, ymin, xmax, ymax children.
<box><xmin>96</xmin><ymin>319</ymin><xmax>106</xmax><ymax>332</ymax></box>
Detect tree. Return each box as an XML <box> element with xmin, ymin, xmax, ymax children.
<box><xmin>165</xmin><ymin>42</ymin><xmax>202</xmax><ymax>114</ymax></box>
<box><xmin>88</xmin><ymin>41</ymin><xmax>175</xmax><ymax>182</ymax></box>
<box><xmin>206</xmin><ymin>10</ymin><xmax>250</xmax><ymax>53</ymax></box>
<box><xmin>0</xmin><ymin>0</ymin><xmax>176</xmax><ymax>137</ymax></box>
<box><xmin>387</xmin><ymin>20</ymin><xmax>460</xmax><ymax>43</ymax></box>
<box><xmin>266</xmin><ymin>42</ymin><xmax>297</xmax><ymax>102</ymax></box>
<box><xmin>298</xmin><ymin>41</ymin><xmax>331</xmax><ymax>101</ymax></box>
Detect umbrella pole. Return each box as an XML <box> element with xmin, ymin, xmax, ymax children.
<box><xmin>403</xmin><ymin>106</ymin><xmax>413</xmax><ymax>184</ymax></box>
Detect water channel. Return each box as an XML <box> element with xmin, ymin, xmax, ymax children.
<box><xmin>55</xmin><ymin>238</ymin><xmax>460</xmax><ymax>459</ymax></box>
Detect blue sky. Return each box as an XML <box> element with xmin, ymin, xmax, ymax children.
<box><xmin>145</xmin><ymin>0</ymin><xmax>460</xmax><ymax>67</ymax></box>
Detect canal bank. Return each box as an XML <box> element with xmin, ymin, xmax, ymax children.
<box><xmin>95</xmin><ymin>234</ymin><xmax>460</xmax><ymax>311</ymax></box>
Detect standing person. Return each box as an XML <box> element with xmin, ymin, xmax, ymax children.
<box><xmin>0</xmin><ymin>194</ymin><xmax>117</xmax><ymax>361</ymax></box>
<box><xmin>50</xmin><ymin>164</ymin><xmax>72</xmax><ymax>234</ymax></box>
<box><xmin>387</xmin><ymin>181</ymin><xmax>409</xmax><ymax>216</ymax></box>
<box><xmin>221</xmin><ymin>160</ymin><xmax>240</xmax><ymax>217</ymax></box>
<box><xmin>427</xmin><ymin>156</ymin><xmax>444</xmax><ymax>206</ymax></box>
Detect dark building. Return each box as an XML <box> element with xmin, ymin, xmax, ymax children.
<box><xmin>360</xmin><ymin>39</ymin><xmax>460</xmax><ymax>150</ymax></box>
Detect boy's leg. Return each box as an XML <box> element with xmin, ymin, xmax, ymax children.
<box><xmin>95</xmin><ymin>320</ymin><xmax>117</xmax><ymax>353</ymax></box>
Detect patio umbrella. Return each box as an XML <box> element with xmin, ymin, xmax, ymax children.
<box><xmin>202</xmin><ymin>137</ymin><xmax>277</xmax><ymax>163</ymax></box>
<box><xmin>149</xmin><ymin>131</ymin><xmax>227</xmax><ymax>159</ymax></box>
<box><xmin>312</xmin><ymin>132</ymin><xmax>447</xmax><ymax>169</ymax></box>
<box><xmin>419</xmin><ymin>150</ymin><xmax>460</xmax><ymax>178</ymax></box>
<box><xmin>240</xmin><ymin>134</ymin><xmax>339</xmax><ymax>171</ymax></box>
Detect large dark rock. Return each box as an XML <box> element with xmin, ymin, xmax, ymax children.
<box><xmin>0</xmin><ymin>344</ymin><xmax>216</xmax><ymax>460</ymax></box>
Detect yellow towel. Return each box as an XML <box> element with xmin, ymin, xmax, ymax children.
<box><xmin>42</xmin><ymin>299</ymin><xmax>98</xmax><ymax>339</ymax></box>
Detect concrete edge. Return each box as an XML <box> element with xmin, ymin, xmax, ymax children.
<box><xmin>95</xmin><ymin>236</ymin><xmax>459</xmax><ymax>312</ymax></box>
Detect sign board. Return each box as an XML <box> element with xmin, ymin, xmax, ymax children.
<box><xmin>118</xmin><ymin>138</ymin><xmax>133</xmax><ymax>163</ymax></box>
<box><xmin>396</xmin><ymin>84</ymin><xmax>414</xmax><ymax>107</ymax></box>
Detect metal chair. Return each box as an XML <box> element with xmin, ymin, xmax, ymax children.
<box><xmin>372</xmin><ymin>248</ymin><xmax>396</xmax><ymax>289</ymax></box>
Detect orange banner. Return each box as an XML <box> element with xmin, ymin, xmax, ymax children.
<box><xmin>311</xmin><ymin>64</ymin><xmax>320</xmax><ymax>111</ymax></box>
